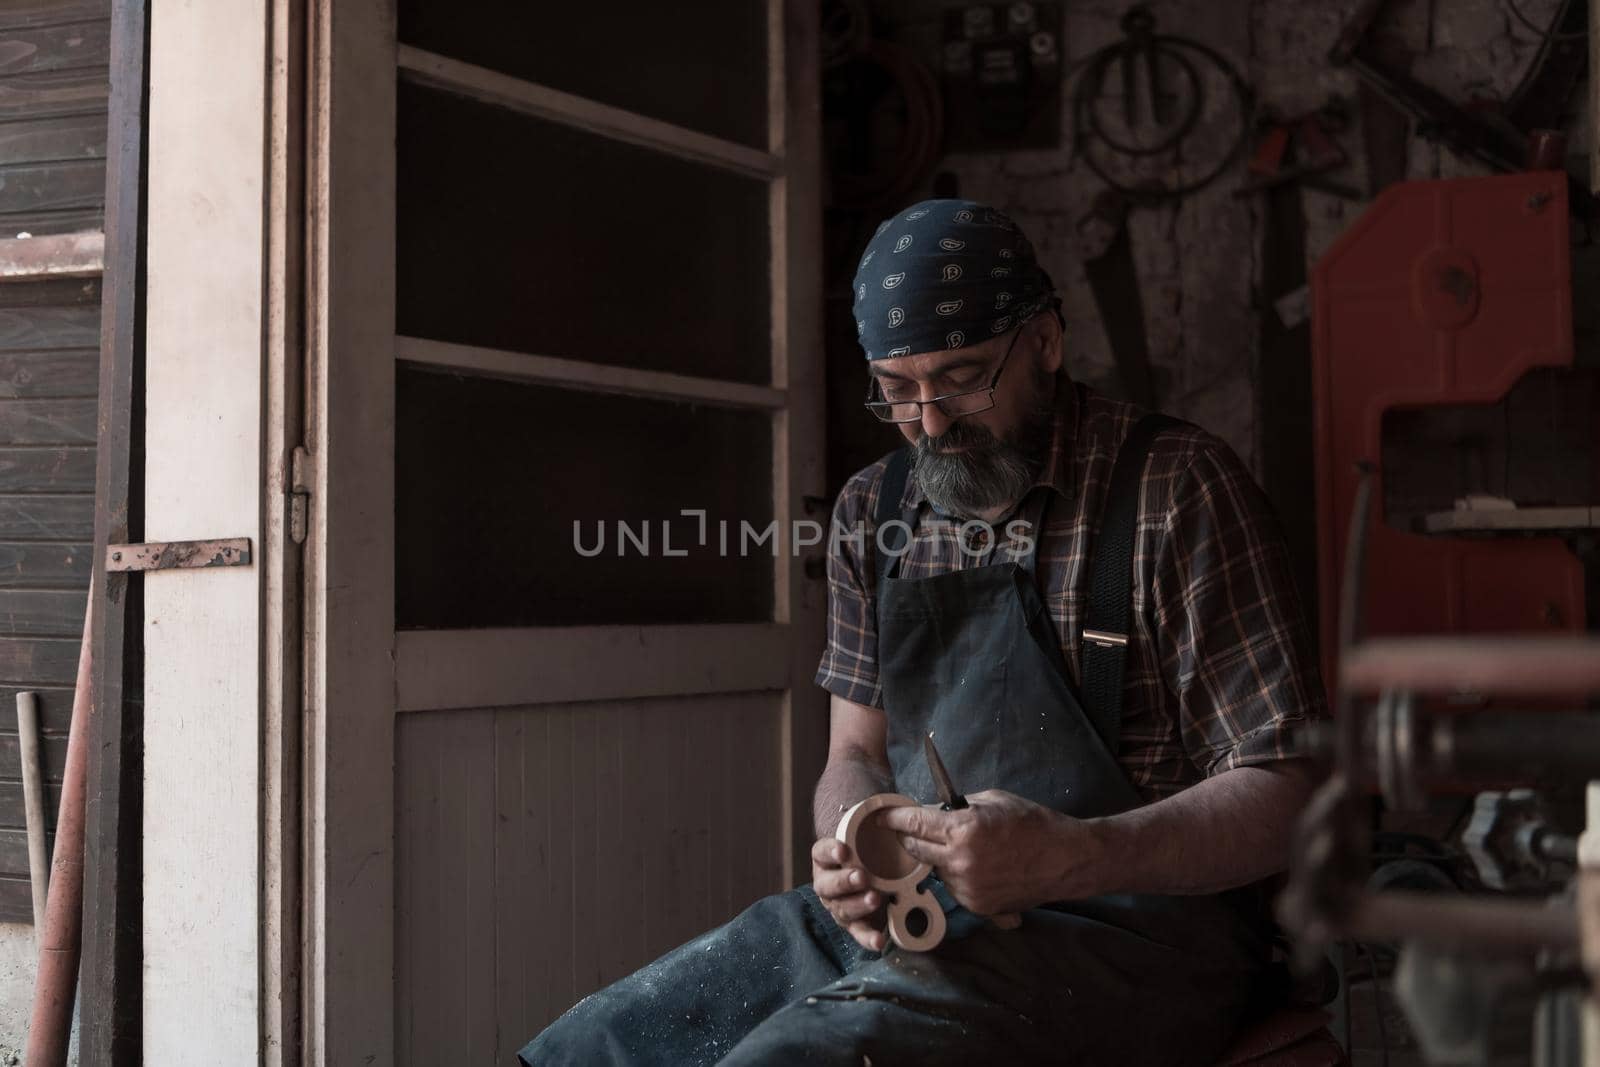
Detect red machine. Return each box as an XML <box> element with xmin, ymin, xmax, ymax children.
<box><xmin>1311</xmin><ymin>171</ymin><xmax>1589</xmax><ymax>692</ymax></box>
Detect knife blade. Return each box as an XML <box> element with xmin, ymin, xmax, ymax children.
<box><xmin>923</xmin><ymin>733</ymin><xmax>968</xmax><ymax>811</ymax></box>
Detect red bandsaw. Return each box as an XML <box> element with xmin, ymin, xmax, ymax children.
<box><xmin>1311</xmin><ymin>170</ymin><xmax>1591</xmax><ymax>693</ymax></box>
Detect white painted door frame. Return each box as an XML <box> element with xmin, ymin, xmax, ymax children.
<box><xmin>142</xmin><ymin>0</ymin><xmax>305</xmax><ymax>1062</ymax></box>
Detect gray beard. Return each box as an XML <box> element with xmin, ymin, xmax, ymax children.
<box><xmin>912</xmin><ymin>391</ymin><xmax>1056</xmax><ymax>519</ymax></box>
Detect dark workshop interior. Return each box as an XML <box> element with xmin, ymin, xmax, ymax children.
<box><xmin>0</xmin><ymin>0</ymin><xmax>1598</xmax><ymax>1063</ymax></box>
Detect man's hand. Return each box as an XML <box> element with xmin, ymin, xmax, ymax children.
<box><xmin>811</xmin><ymin>837</ymin><xmax>890</xmax><ymax>953</ymax></box>
<box><xmin>878</xmin><ymin>789</ymin><xmax>1104</xmax><ymax>916</ymax></box>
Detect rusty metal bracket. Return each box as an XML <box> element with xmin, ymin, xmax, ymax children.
<box><xmin>104</xmin><ymin>538</ymin><xmax>252</xmax><ymax>572</ymax></box>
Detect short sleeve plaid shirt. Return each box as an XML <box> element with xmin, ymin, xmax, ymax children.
<box><xmin>814</xmin><ymin>380</ymin><xmax>1328</xmax><ymax>801</ymax></box>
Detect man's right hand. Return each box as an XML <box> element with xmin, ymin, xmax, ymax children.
<box><xmin>811</xmin><ymin>837</ymin><xmax>887</xmax><ymax>953</ymax></box>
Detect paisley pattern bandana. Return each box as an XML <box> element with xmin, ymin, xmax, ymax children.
<box><xmin>851</xmin><ymin>198</ymin><xmax>1058</xmax><ymax>361</ymax></box>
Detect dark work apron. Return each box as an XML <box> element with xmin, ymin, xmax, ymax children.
<box><xmin>521</xmin><ymin>416</ymin><xmax>1271</xmax><ymax>1067</ymax></box>
<box><xmin>873</xmin><ymin>418</ymin><xmax>1270</xmax><ymax>958</ymax></box>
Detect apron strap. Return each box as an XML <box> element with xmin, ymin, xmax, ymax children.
<box><xmin>1080</xmin><ymin>413</ymin><xmax>1182</xmax><ymax>753</ymax></box>
<box><xmin>874</xmin><ymin>447</ymin><xmax>915</xmax><ymax>584</ymax></box>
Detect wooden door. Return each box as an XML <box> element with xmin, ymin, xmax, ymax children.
<box><xmin>309</xmin><ymin>3</ymin><xmax>824</xmax><ymax>1063</ymax></box>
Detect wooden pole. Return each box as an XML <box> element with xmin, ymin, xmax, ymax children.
<box><xmin>16</xmin><ymin>691</ymin><xmax>49</xmax><ymax>934</ymax></box>
<box><xmin>25</xmin><ymin>577</ymin><xmax>95</xmax><ymax>1067</ymax></box>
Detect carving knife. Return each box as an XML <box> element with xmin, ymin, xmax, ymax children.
<box><xmin>923</xmin><ymin>733</ymin><xmax>968</xmax><ymax>811</ymax></box>
<box><xmin>923</xmin><ymin>732</ymin><xmax>1020</xmax><ymax>929</ymax></box>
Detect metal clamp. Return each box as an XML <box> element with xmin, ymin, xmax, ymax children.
<box><xmin>1082</xmin><ymin>628</ymin><xmax>1128</xmax><ymax>648</ymax></box>
<box><xmin>105</xmin><ymin>537</ymin><xmax>252</xmax><ymax>573</ymax></box>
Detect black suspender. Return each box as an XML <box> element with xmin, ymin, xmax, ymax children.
<box><xmin>869</xmin><ymin>412</ymin><xmax>1178</xmax><ymax>752</ymax></box>
<box><xmin>1079</xmin><ymin>413</ymin><xmax>1180</xmax><ymax>753</ymax></box>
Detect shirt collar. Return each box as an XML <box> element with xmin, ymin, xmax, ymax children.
<box><xmin>901</xmin><ymin>375</ymin><xmax>1080</xmax><ymax>515</ymax></box>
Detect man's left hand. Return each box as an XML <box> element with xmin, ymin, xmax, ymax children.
<box><xmin>877</xmin><ymin>790</ymin><xmax>1105</xmax><ymax>916</ymax></box>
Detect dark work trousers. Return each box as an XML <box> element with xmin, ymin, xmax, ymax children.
<box><xmin>519</xmin><ymin>884</ymin><xmax>1264</xmax><ymax>1066</ymax></box>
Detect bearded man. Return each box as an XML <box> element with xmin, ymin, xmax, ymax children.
<box><xmin>520</xmin><ymin>199</ymin><xmax>1328</xmax><ymax>1066</ymax></box>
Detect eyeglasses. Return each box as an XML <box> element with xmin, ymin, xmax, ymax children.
<box><xmin>864</xmin><ymin>324</ymin><xmax>1023</xmax><ymax>424</ymax></box>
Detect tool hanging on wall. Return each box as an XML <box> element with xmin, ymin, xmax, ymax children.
<box><xmin>1067</xmin><ymin>6</ymin><xmax>1253</xmax><ymax>409</ymax></box>
<box><xmin>1076</xmin><ymin>191</ymin><xmax>1156</xmax><ymax>409</ymax></box>
<box><xmin>1070</xmin><ymin>5</ymin><xmax>1253</xmax><ymax>200</ymax></box>
<box><xmin>1236</xmin><ymin>99</ymin><xmax>1362</xmax><ymax>201</ymax></box>
<box><xmin>1330</xmin><ymin>0</ymin><xmax>1593</xmax><ymax>218</ymax></box>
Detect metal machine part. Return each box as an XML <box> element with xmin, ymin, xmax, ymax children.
<box><xmin>1464</xmin><ymin>791</ymin><xmax>1580</xmax><ymax>892</ymax></box>
<box><xmin>1395</xmin><ymin>944</ymin><xmax>1532</xmax><ymax>1067</ymax></box>
<box><xmin>1279</xmin><ymin>464</ymin><xmax>1596</xmax><ymax>1046</ymax></box>
<box><xmin>941</xmin><ymin>2</ymin><xmax>1062</xmax><ymax>151</ymax></box>
<box><xmin>1299</xmin><ymin>711</ymin><xmax>1600</xmax><ymax>805</ymax></box>
<box><xmin>1069</xmin><ymin>6</ymin><xmax>1251</xmax><ymax>200</ymax></box>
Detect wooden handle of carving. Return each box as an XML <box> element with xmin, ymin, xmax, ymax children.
<box><xmin>989</xmin><ymin>912</ymin><xmax>1022</xmax><ymax>930</ymax></box>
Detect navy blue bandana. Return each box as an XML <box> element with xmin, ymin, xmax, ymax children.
<box><xmin>852</xmin><ymin>198</ymin><xmax>1058</xmax><ymax>360</ymax></box>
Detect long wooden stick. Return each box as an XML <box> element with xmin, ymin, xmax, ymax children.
<box><xmin>25</xmin><ymin>577</ymin><xmax>94</xmax><ymax>1067</ymax></box>
<box><xmin>16</xmin><ymin>691</ymin><xmax>48</xmax><ymax>934</ymax></box>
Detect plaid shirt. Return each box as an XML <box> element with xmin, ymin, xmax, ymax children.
<box><xmin>815</xmin><ymin>381</ymin><xmax>1328</xmax><ymax>801</ymax></box>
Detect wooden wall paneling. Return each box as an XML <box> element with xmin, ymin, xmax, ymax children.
<box><xmin>0</xmin><ymin>495</ymin><xmax>91</xmax><ymax>538</ymax></box>
<box><xmin>591</xmin><ymin>700</ymin><xmax>628</xmax><ymax>987</ymax></box>
<box><xmin>0</xmin><ymin>542</ymin><xmax>91</xmax><ymax>588</ymax></box>
<box><xmin>460</xmin><ymin>718</ymin><xmax>498</xmax><ymax>1062</ymax></box>
<box><xmin>396</xmin><ymin>694</ymin><xmax>789</xmax><ymax>1062</ymax></box>
<box><xmin>0</xmin><ymin>277</ymin><xmax>97</xmax><ymax>310</ymax></box>
<box><xmin>543</xmin><ymin>705</ymin><xmax>576</xmax><ymax>1023</ymax></box>
<box><xmin>0</xmin><ymin>635</ymin><xmax>79</xmax><ymax>680</ymax></box>
<box><xmin>0</xmin><ymin>873</ymin><xmax>37</xmax><ymax>922</ymax></box>
<box><xmin>0</xmin><ymin>397</ymin><xmax>95</xmax><ymax>441</ymax></box>
<box><xmin>0</xmin><ymin>825</ymin><xmax>51</xmax><ymax>870</ymax></box>
<box><xmin>638</xmin><ymin>699</ymin><xmax>674</xmax><ymax>960</ymax></box>
<box><xmin>0</xmin><ymin>110</ymin><xmax>106</xmax><ymax>164</ymax></box>
<box><xmin>395</xmin><ymin>712</ymin><xmax>439</xmax><ymax>1062</ymax></box>
<box><xmin>728</xmin><ymin>697</ymin><xmax>768</xmax><ymax>911</ymax></box>
<box><xmin>0</xmin><ymin>779</ymin><xmax>60</xmax><ymax>825</ymax></box>
<box><xmin>395</xmin><ymin>710</ymin><xmax>496</xmax><ymax>1065</ymax></box>
<box><xmin>0</xmin><ymin>292</ymin><xmax>100</xmax><ymax>350</ymax></box>
<box><xmin>0</xmin><ymin>731</ymin><xmax>66</xmax><ymax>777</ymax></box>
<box><xmin>0</xmin><ymin>18</ymin><xmax>111</xmax><ymax>76</ymax></box>
<box><xmin>0</xmin><ymin>2</ymin><xmax>110</xmax><ymax>30</ymax></box>
<box><xmin>0</xmin><ymin>207</ymin><xmax>100</xmax><ymax>236</ymax></box>
<box><xmin>663</xmin><ymin>702</ymin><xmax>703</xmax><ymax>947</ymax></box>
<box><xmin>0</xmin><ymin>158</ymin><xmax>104</xmax><ymax>216</ymax></box>
<box><xmin>567</xmin><ymin>701</ymin><xmax>599</xmax><ymax>997</ymax></box>
<box><xmin>0</xmin><ymin>686</ymin><xmax>73</xmax><ymax>732</ymax></box>
<box><xmin>0</xmin><ymin>347</ymin><xmax>99</xmax><ymax>397</ymax></box>
<box><xmin>0</xmin><ymin>588</ymin><xmax>86</xmax><ymax>635</ymax></box>
<box><xmin>0</xmin><ymin>446</ymin><xmax>95</xmax><ymax>493</ymax></box>
<box><xmin>704</xmin><ymin>701</ymin><xmax>733</xmax><ymax>927</ymax></box>
<box><xmin>0</xmin><ymin>69</ymin><xmax>108</xmax><ymax>123</ymax></box>
<box><xmin>491</xmin><ymin>708</ymin><xmax>541</xmax><ymax>1061</ymax></box>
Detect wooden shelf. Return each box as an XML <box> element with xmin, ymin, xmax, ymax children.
<box><xmin>1412</xmin><ymin>506</ymin><xmax>1599</xmax><ymax>535</ymax></box>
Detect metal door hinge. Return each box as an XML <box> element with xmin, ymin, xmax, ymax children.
<box><xmin>106</xmin><ymin>538</ymin><xmax>252</xmax><ymax>572</ymax></box>
<box><xmin>289</xmin><ymin>445</ymin><xmax>313</xmax><ymax>545</ymax></box>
